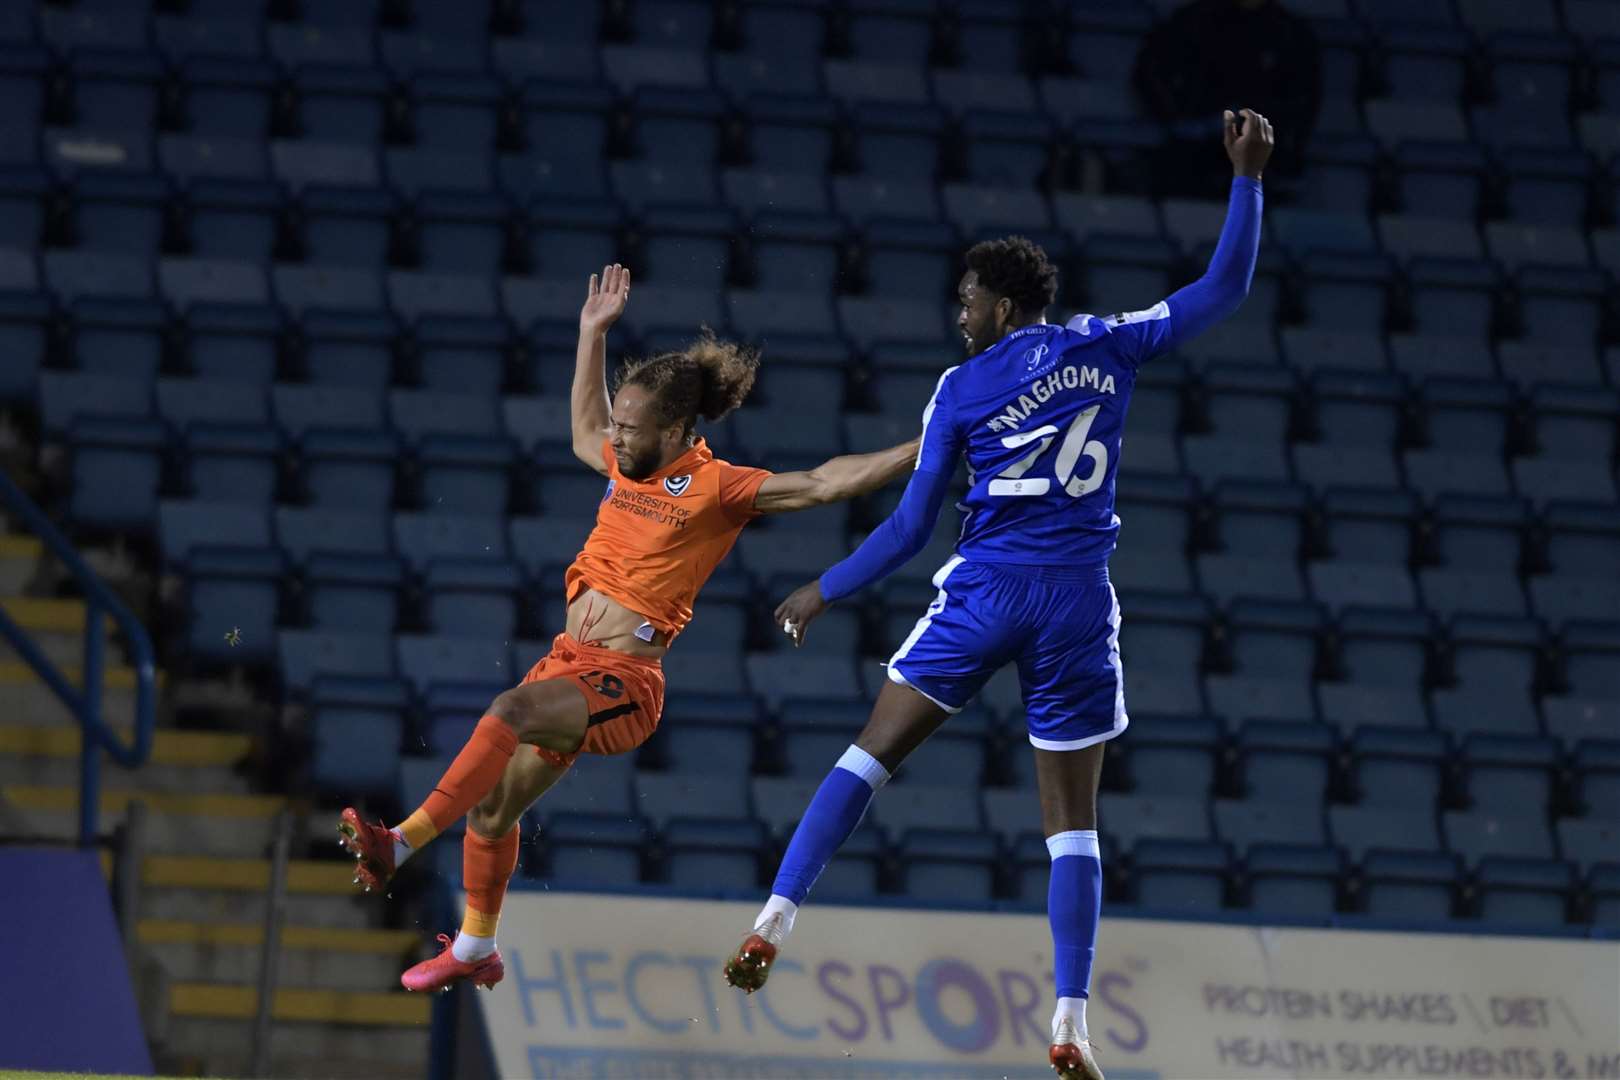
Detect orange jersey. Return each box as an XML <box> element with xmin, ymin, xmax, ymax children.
<box><xmin>564</xmin><ymin>437</ymin><xmax>770</xmax><ymax>640</ymax></box>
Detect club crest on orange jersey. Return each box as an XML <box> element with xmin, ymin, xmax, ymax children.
<box><xmin>663</xmin><ymin>474</ymin><xmax>692</xmax><ymax>497</ymax></box>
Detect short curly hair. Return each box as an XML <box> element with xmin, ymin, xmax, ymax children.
<box><xmin>613</xmin><ymin>328</ymin><xmax>759</xmax><ymax>434</ymax></box>
<box><xmin>964</xmin><ymin>236</ymin><xmax>1058</xmax><ymax>317</ymax></box>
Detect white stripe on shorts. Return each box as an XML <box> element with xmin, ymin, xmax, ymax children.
<box><xmin>885</xmin><ymin>555</ymin><xmax>966</xmax><ymax>714</ymax></box>
<box><xmin>1028</xmin><ymin>582</ymin><xmax>1129</xmax><ymax>751</ymax></box>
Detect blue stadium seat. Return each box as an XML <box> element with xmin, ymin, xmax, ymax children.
<box><xmin>870</xmin><ymin>782</ymin><xmax>983</xmax><ymax>838</ymax></box>
<box><xmin>1298</xmin><ymin>252</ymin><xmax>1390</xmax><ymax>332</ymax></box>
<box><xmin>410</xmin><ymin>74</ymin><xmax>501</xmax><ymax>153</ymax></box>
<box><xmin>530</xmin><ymin>754</ymin><xmax>637</xmax><ymax>822</ymax></box>
<box><xmin>1419</xmin><ymin>495</ymin><xmax>1530</xmax><ymax>619</ymax></box>
<box><xmin>900</xmin><ymin>705</ymin><xmax>991</xmax><ymax>786</ymax></box>
<box><xmin>1237</xmin><ymin>720</ymin><xmax>1335</xmax><ymax>804</ymax></box>
<box><xmin>1350</xmin><ymin>727</ymin><xmax>1448</xmax><ymax>809</ymax></box>
<box><xmin>158</xmin><ymin>500</ymin><xmax>272</xmax><ymax>567</ymax></box>
<box><xmin>1330</xmin><ymin>804</ymin><xmax>1443</xmax><ymax>859</ymax></box>
<box><xmin>183</xmin><ymin>546</ymin><xmax>283</xmax><ymax>666</ymax></box>
<box><xmin>299</xmin><ymin>429</ymin><xmax>400</xmax><ymax>509</ymax></box>
<box><xmin>1460</xmin><ymin>735</ymin><xmax>1558</xmax><ymax>816</ymax></box>
<box><xmin>1431</xmin><ymin>616</ymin><xmax>1545</xmax><ymax>737</ymax></box>
<box><xmin>1393</xmin><ymin>143</ymin><xmax>1486</xmax><ymax>221</ymax></box>
<box><xmin>1475</xmin><ymin>858</ymin><xmax>1572</xmax><ymax>927</ymax></box>
<box><xmin>1215</xmin><ymin>798</ymin><xmax>1327</xmax><ymax>853</ymax></box>
<box><xmin>737</xmin><ymin>529</ymin><xmax>848</xmax><ymax>583</ymax></box>
<box><xmin>423</xmin><ymin>560</ymin><xmax>522</xmax><ymax>638</ymax></box>
<box><xmin>311</xmin><ymin>704</ymin><xmax>403</xmax><ymax>797</ymax></box>
<box><xmin>899</xmin><ymin>830</ymin><xmax>997</xmax><ymax>905</ymax></box>
<box><xmin>182</xmin><ymin>424</ymin><xmax>280</xmax><ymax>506</ymax></box>
<box><xmin>1246</xmin><ymin>844</ymin><xmax>1341</xmax><ymax>919</ymax></box>
<box><xmin>1195</xmin><ymin>481</ymin><xmax>1307</xmax><ymax>605</ymax></box>
<box><xmin>1576</xmin><ymin>741</ymin><xmax>1620</xmax><ymax>822</ymax></box>
<box><xmin>1360</xmin><ymin>851</ymin><xmax>1458</xmax><ymax>921</ymax></box>
<box><xmin>395</xmin><ymin>634</ymin><xmax>510</xmax><ymax>695</ymax></box>
<box><xmin>1100</xmin><ymin>793</ymin><xmax>1211</xmax><ymax>848</ymax></box>
<box><xmin>664</xmin><ymin>818</ymin><xmax>766</xmax><ymax>891</ymax></box>
<box><xmin>1405</xmin><ymin>261</ymin><xmax>1497</xmax><ymax>350</ymax></box>
<box><xmin>393</xmin><ymin>513</ymin><xmax>508</xmax><ymax>573</ymax></box>
<box><xmin>1563</xmin><ymin>623</ymin><xmax>1620</xmax><ymax>705</ymax></box>
<box><xmin>1204</xmin><ymin>600</ymin><xmax>1322</xmax><ymax>723</ymax></box>
<box><xmin>1515</xmin><ymin>388</ymin><xmax>1620</xmax><ymax>510</ymax></box>
<box><xmin>1404</xmin><ymin>379</ymin><xmax>1515</xmax><ymax>499</ymax></box>
<box><xmin>664</xmin><ymin>650</ymin><xmax>749</xmax><ymax>702</ymax></box>
<box><xmin>278</xmin><ymin>629</ymin><xmax>396</xmax><ymax>695</ymax></box>
<box><xmin>1557</xmin><ymin>819</ymin><xmax>1619</xmax><ymax>875</ymax></box>
<box><xmin>1133</xmin><ymin>839</ymin><xmax>1229</xmax><ymax>914</ymax></box>
<box><xmin>1117</xmin><ymin>592</ymin><xmax>1209</xmax><ymax>717</ymax></box>
<box><xmin>750</xmin><ymin>776</ymin><xmax>823</xmax><ymax>839</ymax></box>
<box><xmin>1127</xmin><ymin>715</ymin><xmax>1221</xmax><ymax>798</ymax></box>
<box><xmin>1543</xmin><ymin>698</ymin><xmax>1620</xmax><ymax>750</ymax></box>
<box><xmin>1321</xmin><ymin>605</ymin><xmax>1432</xmax><ymax>733</ymax></box>
<box><xmin>186</xmin><ymin>304</ymin><xmax>280</xmax><ymax>385</ymax></box>
<box><xmin>1594</xmin><ymin>865</ymin><xmax>1620</xmax><ymax>929</ymax></box>
<box><xmin>652</xmin><ymin>696</ymin><xmax>758</xmax><ymax>775</ymax></box>
<box><xmin>544</xmin><ymin>814</ymin><xmax>647</xmax><ymax>887</ymax></box>
<box><xmin>305</xmin><ymin>554</ymin><xmax>404</xmax><ymax>633</ymax></box>
<box><xmin>1181</xmin><ymin>365</ymin><xmax>1295</xmax><ymax>487</ymax></box>
<box><xmin>66</xmin><ymin>418</ymin><xmax>165</xmax><ymax>532</ymax></box>
<box><xmin>982</xmin><ymin>788</ymin><xmax>1044</xmax><ymax>845</ymax></box>
<box><xmin>1444</xmin><ymin>809</ymin><xmax>1555</xmax><ymax>864</ymax></box>
<box><xmin>275</xmin><ymin>508</ymin><xmax>392</xmax><ymax>566</ymax></box>
<box><xmin>1295</xmin><ymin>373</ymin><xmax>1404</xmax><ymax>492</ymax></box>
<box><xmin>74</xmin><ymin>174</ymin><xmax>166</xmax><ymax>255</ymax></box>
<box><xmin>633</xmin><ymin>770</ymin><xmax>751</xmax><ymax>830</ymax></box>
<box><xmin>507</xmin><ymin>515</ymin><xmax>594</xmax><ymax>579</ymax></box>
<box><xmin>1111</xmin><ymin>474</ymin><xmax>1195</xmax><ymax>592</ymax></box>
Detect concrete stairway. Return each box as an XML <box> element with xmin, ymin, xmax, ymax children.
<box><xmin>0</xmin><ymin>526</ymin><xmax>431</xmax><ymax>1078</ymax></box>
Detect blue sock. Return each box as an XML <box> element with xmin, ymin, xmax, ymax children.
<box><xmin>770</xmin><ymin>745</ymin><xmax>891</xmax><ymax>905</ymax></box>
<box><xmin>1047</xmin><ymin>830</ymin><xmax>1102</xmax><ymax>1001</ymax></box>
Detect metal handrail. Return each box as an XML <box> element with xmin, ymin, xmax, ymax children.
<box><xmin>0</xmin><ymin>468</ymin><xmax>156</xmax><ymax>846</ymax></box>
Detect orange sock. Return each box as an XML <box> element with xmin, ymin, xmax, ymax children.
<box><xmin>460</xmin><ymin>823</ymin><xmax>521</xmax><ymax>939</ymax></box>
<box><xmin>395</xmin><ymin>715</ymin><xmax>519</xmax><ymax>850</ymax></box>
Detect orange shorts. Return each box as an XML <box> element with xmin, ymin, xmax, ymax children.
<box><xmin>520</xmin><ymin>632</ymin><xmax>666</xmax><ymax>769</ymax></box>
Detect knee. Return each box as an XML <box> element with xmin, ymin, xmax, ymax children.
<box><xmin>487</xmin><ymin>689</ymin><xmax>532</xmax><ymax>736</ymax></box>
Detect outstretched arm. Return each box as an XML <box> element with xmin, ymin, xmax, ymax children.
<box><xmin>1159</xmin><ymin>109</ymin><xmax>1273</xmax><ymax>349</ymax></box>
<box><xmin>773</xmin><ymin>464</ymin><xmax>954</xmax><ymax>646</ymax></box>
<box><xmin>751</xmin><ymin>438</ymin><xmax>921</xmax><ymax>514</ymax></box>
<box><xmin>572</xmin><ymin>264</ymin><xmax>630</xmax><ymax>476</ymax></box>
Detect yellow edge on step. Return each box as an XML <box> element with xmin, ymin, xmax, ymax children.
<box><xmin>0</xmin><ymin>596</ymin><xmax>115</xmax><ymax>633</ymax></box>
<box><xmin>143</xmin><ymin>855</ymin><xmax>360</xmax><ymax>895</ymax></box>
<box><xmin>138</xmin><ymin>919</ymin><xmax>416</xmax><ymax>954</ymax></box>
<box><xmin>0</xmin><ymin>535</ymin><xmax>43</xmax><ymax>559</ymax></box>
<box><xmin>169</xmin><ymin>984</ymin><xmax>430</xmax><ymax>1026</ymax></box>
<box><xmin>1</xmin><ymin>786</ymin><xmax>285</xmax><ymax>818</ymax></box>
<box><xmin>0</xmin><ymin>660</ymin><xmax>165</xmax><ymax>690</ymax></box>
<box><xmin>0</xmin><ymin>724</ymin><xmax>250</xmax><ymax>766</ymax></box>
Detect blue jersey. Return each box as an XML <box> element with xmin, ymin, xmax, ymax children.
<box><xmin>917</xmin><ymin>307</ymin><xmax>1174</xmax><ymax>568</ymax></box>
<box><xmin>819</xmin><ymin>177</ymin><xmax>1261</xmax><ymax>604</ymax></box>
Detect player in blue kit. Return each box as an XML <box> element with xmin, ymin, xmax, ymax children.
<box><xmin>724</xmin><ymin>110</ymin><xmax>1273</xmax><ymax>1080</ymax></box>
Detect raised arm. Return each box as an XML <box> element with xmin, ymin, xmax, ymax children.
<box><xmin>572</xmin><ymin>264</ymin><xmax>630</xmax><ymax>476</ymax></box>
<box><xmin>1159</xmin><ymin>109</ymin><xmax>1273</xmax><ymax>347</ymax></box>
<box><xmin>751</xmin><ymin>438</ymin><xmax>921</xmax><ymax>515</ymax></box>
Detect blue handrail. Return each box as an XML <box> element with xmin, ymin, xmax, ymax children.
<box><xmin>0</xmin><ymin>469</ymin><xmax>156</xmax><ymax>847</ymax></box>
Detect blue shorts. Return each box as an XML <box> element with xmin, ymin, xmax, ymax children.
<box><xmin>886</xmin><ymin>556</ymin><xmax>1128</xmax><ymax>751</ymax></box>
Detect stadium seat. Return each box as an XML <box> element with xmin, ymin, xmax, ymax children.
<box><xmin>1236</xmin><ymin>720</ymin><xmax>1335</xmax><ymax>804</ymax></box>
<box><xmin>1475</xmin><ymin>858</ymin><xmax>1573</xmax><ymax>927</ymax></box>
<box><xmin>1117</xmin><ymin>592</ymin><xmax>1209</xmax><ymax>718</ymax></box>
<box><xmin>1359</xmin><ymin>851</ymin><xmax>1459</xmax><ymax>921</ymax></box>
<box><xmin>1100</xmin><ymin>793</ymin><xmax>1211</xmax><ymax>849</ymax></box>
<box><xmin>1349</xmin><ymin>727</ymin><xmax>1448</xmax><ymax>810</ymax></box>
<box><xmin>1418</xmin><ymin>495</ymin><xmax>1530</xmax><ymax>620</ymax></box>
<box><xmin>544</xmin><ymin>814</ymin><xmax>647</xmax><ymax>887</ymax></box>
<box><xmin>633</xmin><ymin>770</ymin><xmax>751</xmax><ymax>830</ymax></box>
<box><xmin>1563</xmin><ymin>623</ymin><xmax>1620</xmax><ymax>705</ymax></box>
<box><xmin>899</xmin><ymin>829</ymin><xmax>998</xmax><ymax>905</ymax></box>
<box><xmin>1443</xmin><ymin>810</ymin><xmax>1555</xmax><ymax>865</ymax></box>
<box><xmin>1246</xmin><ymin>844</ymin><xmax>1341</xmax><ymax>920</ymax></box>
<box><xmin>652</xmin><ymin>696</ymin><xmax>759</xmax><ymax>776</ymax></box>
<box><xmin>1133</xmin><ymin>839</ymin><xmax>1229</xmax><ymax>914</ymax></box>
<box><xmin>538</xmin><ymin>756</ymin><xmax>637</xmax><ymax>821</ymax></box>
<box><xmin>1576</xmin><ymin>741</ymin><xmax>1620</xmax><ymax>822</ymax></box>
<box><xmin>1514</xmin><ymin>388</ymin><xmax>1620</xmax><ymax>509</ymax></box>
<box><xmin>304</xmin><ymin>554</ymin><xmax>404</xmax><ymax>633</ymax></box>
<box><xmin>664</xmin><ymin>819</ymin><xmax>766</xmax><ymax>892</ymax></box>
<box><xmin>1430</xmin><ymin>616</ymin><xmax>1546</xmax><ymax>738</ymax></box>
<box><xmin>1330</xmin><ymin>805</ymin><xmax>1443</xmax><ymax>860</ymax></box>
<box><xmin>1459</xmin><ymin>735</ymin><xmax>1558</xmax><ymax>816</ymax></box>
<box><xmin>1124</xmin><ymin>715</ymin><xmax>1221</xmax><ymax>799</ymax></box>
<box><xmin>1203</xmin><ymin>600</ymin><xmax>1322</xmax><ymax>724</ymax></box>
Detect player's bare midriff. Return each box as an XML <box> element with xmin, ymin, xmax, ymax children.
<box><xmin>565</xmin><ymin>586</ymin><xmax>668</xmax><ymax>659</ymax></box>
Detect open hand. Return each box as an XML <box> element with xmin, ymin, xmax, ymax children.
<box><xmin>580</xmin><ymin>263</ymin><xmax>631</xmax><ymax>335</ymax></box>
<box><xmin>1224</xmin><ymin>108</ymin><xmax>1274</xmax><ymax>181</ymax></box>
<box><xmin>774</xmin><ymin>580</ymin><xmax>829</xmax><ymax>649</ymax></box>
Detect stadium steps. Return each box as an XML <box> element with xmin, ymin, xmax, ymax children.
<box><xmin>138</xmin><ymin>920</ymin><xmax>417</xmax><ymax>990</ymax></box>
<box><xmin>2</xmin><ymin>456</ymin><xmax>424</xmax><ymax>1077</ymax></box>
<box><xmin>0</xmin><ymin>723</ymin><xmax>255</xmax><ymax>793</ymax></box>
<box><xmin>0</xmin><ymin>785</ymin><xmax>286</xmax><ymax>853</ymax></box>
<box><xmin>165</xmin><ymin>985</ymin><xmax>428</xmax><ymax>1079</ymax></box>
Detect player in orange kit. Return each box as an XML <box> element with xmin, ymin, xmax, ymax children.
<box><xmin>338</xmin><ymin>264</ymin><xmax>919</xmax><ymax>992</ymax></box>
